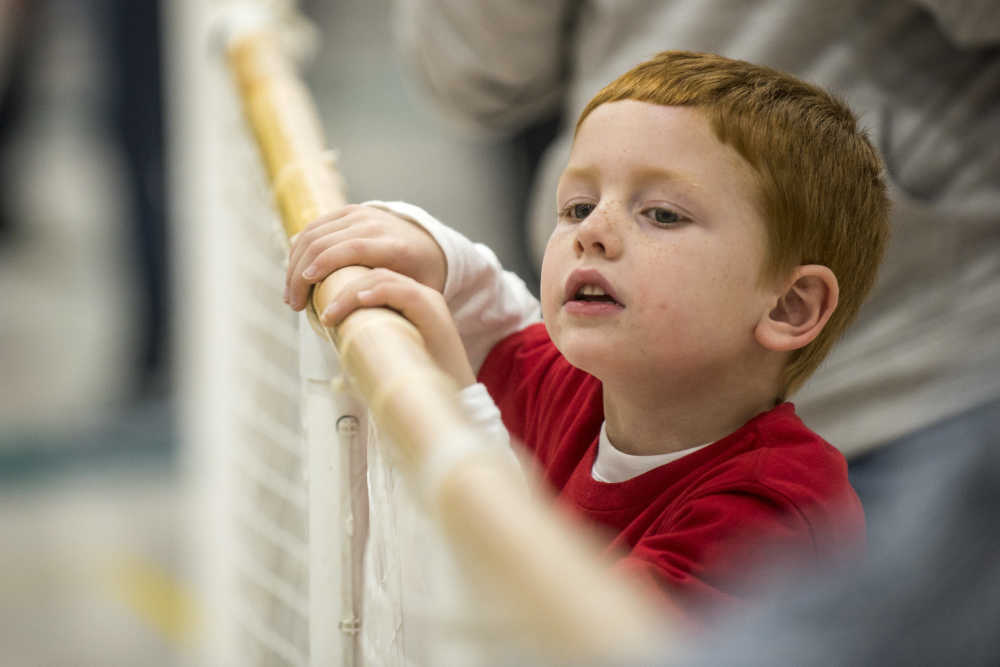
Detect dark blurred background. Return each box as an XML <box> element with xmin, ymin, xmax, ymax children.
<box><xmin>0</xmin><ymin>1</ymin><xmax>531</xmax><ymax>664</ymax></box>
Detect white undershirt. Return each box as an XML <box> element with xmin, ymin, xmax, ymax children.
<box><xmin>458</xmin><ymin>384</ymin><xmax>712</xmax><ymax>484</ymax></box>
<box><xmin>592</xmin><ymin>422</ymin><xmax>711</xmax><ymax>483</ymax></box>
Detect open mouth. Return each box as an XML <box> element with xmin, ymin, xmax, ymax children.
<box><xmin>564</xmin><ymin>270</ymin><xmax>624</xmax><ymax>311</ymax></box>
<box><xmin>572</xmin><ymin>284</ymin><xmax>620</xmax><ymax>305</ymax></box>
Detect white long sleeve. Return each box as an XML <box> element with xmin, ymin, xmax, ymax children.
<box><xmin>361</xmin><ymin>201</ymin><xmax>533</xmax><ymax>486</ymax></box>
<box><xmin>363</xmin><ymin>200</ymin><xmax>542</xmax><ymax>373</ymax></box>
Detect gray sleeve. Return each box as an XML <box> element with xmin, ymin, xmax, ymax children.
<box><xmin>393</xmin><ymin>0</ymin><xmax>577</xmax><ymax>136</ymax></box>
<box><xmin>913</xmin><ymin>0</ymin><xmax>1000</xmax><ymax>46</ymax></box>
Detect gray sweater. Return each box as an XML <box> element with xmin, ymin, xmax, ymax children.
<box><xmin>396</xmin><ymin>0</ymin><xmax>1000</xmax><ymax>456</ymax></box>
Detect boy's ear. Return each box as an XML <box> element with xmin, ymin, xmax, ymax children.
<box><xmin>755</xmin><ymin>265</ymin><xmax>839</xmax><ymax>352</ymax></box>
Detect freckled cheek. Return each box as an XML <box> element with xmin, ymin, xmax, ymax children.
<box><xmin>632</xmin><ymin>284</ymin><xmax>705</xmax><ymax>343</ymax></box>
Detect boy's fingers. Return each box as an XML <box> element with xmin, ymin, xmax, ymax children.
<box><xmin>354</xmin><ymin>282</ymin><xmax>447</xmax><ymax>345</ymax></box>
<box><xmin>286</xmin><ymin>203</ymin><xmax>373</xmax><ymax>279</ymax></box>
<box><xmin>314</xmin><ymin>270</ymin><xmax>469</xmax><ymax>386</ymax></box>
<box><xmin>306</xmin><ymin>236</ymin><xmax>404</xmax><ymax>280</ymax></box>
<box><xmin>284</xmin><ymin>204</ymin><xmax>442</xmax><ymax>310</ymax></box>
<box><xmin>316</xmin><ymin>269</ymin><xmax>394</xmax><ymax>324</ymax></box>
<box><xmin>287</xmin><ymin>226</ymin><xmax>353</xmax><ymax>295</ymax></box>
<box><xmin>287</xmin><ymin>222</ymin><xmax>375</xmax><ymax>308</ymax></box>
<box><xmin>299</xmin><ymin>204</ymin><xmax>361</xmax><ymax>239</ymax></box>
<box><xmin>334</xmin><ymin>279</ymin><xmax>469</xmax><ymax>385</ymax></box>
<box><xmin>286</xmin><ymin>215</ymin><xmax>354</xmax><ymax>289</ymax></box>
<box><xmin>287</xmin><ymin>235</ymin><xmax>387</xmax><ymax>311</ymax></box>
<box><xmin>319</xmin><ymin>270</ymin><xmax>424</xmax><ymax>327</ymax></box>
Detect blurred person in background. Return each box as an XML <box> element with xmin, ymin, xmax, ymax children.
<box><xmin>393</xmin><ymin>0</ymin><xmax>1000</xmax><ymax>513</ymax></box>
<box><xmin>394</xmin><ymin>1</ymin><xmax>1000</xmax><ymax>661</ymax></box>
<box><xmin>0</xmin><ymin>0</ymin><xmax>166</xmax><ymax>451</ymax></box>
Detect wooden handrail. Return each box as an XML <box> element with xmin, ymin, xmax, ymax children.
<box><xmin>227</xmin><ymin>29</ymin><xmax>664</xmax><ymax>662</ymax></box>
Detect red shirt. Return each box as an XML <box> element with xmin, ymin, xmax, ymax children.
<box><xmin>478</xmin><ymin>323</ymin><xmax>866</xmax><ymax>615</ymax></box>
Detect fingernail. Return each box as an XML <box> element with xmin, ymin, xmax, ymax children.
<box><xmin>321</xmin><ymin>300</ymin><xmax>339</xmax><ymax>323</ymax></box>
<box><xmin>302</xmin><ymin>266</ymin><xmax>318</xmax><ymax>279</ymax></box>
<box><xmin>356</xmin><ymin>289</ymin><xmax>374</xmax><ymax>303</ymax></box>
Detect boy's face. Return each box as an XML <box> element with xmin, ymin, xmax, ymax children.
<box><xmin>541</xmin><ymin>101</ymin><xmax>777</xmax><ymax>390</ymax></box>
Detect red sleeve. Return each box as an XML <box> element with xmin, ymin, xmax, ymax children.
<box><xmin>477</xmin><ymin>323</ymin><xmax>602</xmax><ymax>471</ymax></box>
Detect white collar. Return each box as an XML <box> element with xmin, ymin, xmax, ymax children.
<box><xmin>592</xmin><ymin>422</ymin><xmax>711</xmax><ymax>483</ymax></box>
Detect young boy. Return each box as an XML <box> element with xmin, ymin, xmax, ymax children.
<box><xmin>284</xmin><ymin>51</ymin><xmax>889</xmax><ymax>618</ymax></box>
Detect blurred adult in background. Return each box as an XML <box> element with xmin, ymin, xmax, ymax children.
<box><xmin>393</xmin><ymin>0</ymin><xmax>1000</xmax><ymax>506</ymax></box>
<box><xmin>0</xmin><ymin>0</ymin><xmax>166</xmax><ymax>445</ymax></box>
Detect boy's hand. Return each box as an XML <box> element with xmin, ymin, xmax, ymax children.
<box><xmin>320</xmin><ymin>267</ymin><xmax>476</xmax><ymax>388</ymax></box>
<box><xmin>285</xmin><ymin>204</ymin><xmax>447</xmax><ymax>311</ymax></box>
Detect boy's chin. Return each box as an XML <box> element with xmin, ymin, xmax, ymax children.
<box><xmin>555</xmin><ymin>341</ymin><xmax>616</xmax><ymax>379</ymax></box>
<box><xmin>558</xmin><ymin>337</ymin><xmax>694</xmax><ymax>385</ymax></box>
<box><xmin>551</xmin><ymin>327</ymin><xmax>659</xmax><ymax>380</ymax></box>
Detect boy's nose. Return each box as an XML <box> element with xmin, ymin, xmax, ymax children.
<box><xmin>574</xmin><ymin>205</ymin><xmax>624</xmax><ymax>259</ymax></box>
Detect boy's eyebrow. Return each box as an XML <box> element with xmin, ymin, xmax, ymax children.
<box><xmin>561</xmin><ymin>164</ymin><xmax>703</xmax><ymax>191</ymax></box>
<box><xmin>633</xmin><ymin>165</ymin><xmax>705</xmax><ymax>194</ymax></box>
<box><xmin>559</xmin><ymin>165</ymin><xmax>600</xmax><ymax>183</ymax></box>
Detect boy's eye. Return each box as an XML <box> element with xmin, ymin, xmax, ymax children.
<box><xmin>645</xmin><ymin>207</ymin><xmax>684</xmax><ymax>226</ymax></box>
<box><xmin>562</xmin><ymin>202</ymin><xmax>595</xmax><ymax>221</ymax></box>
